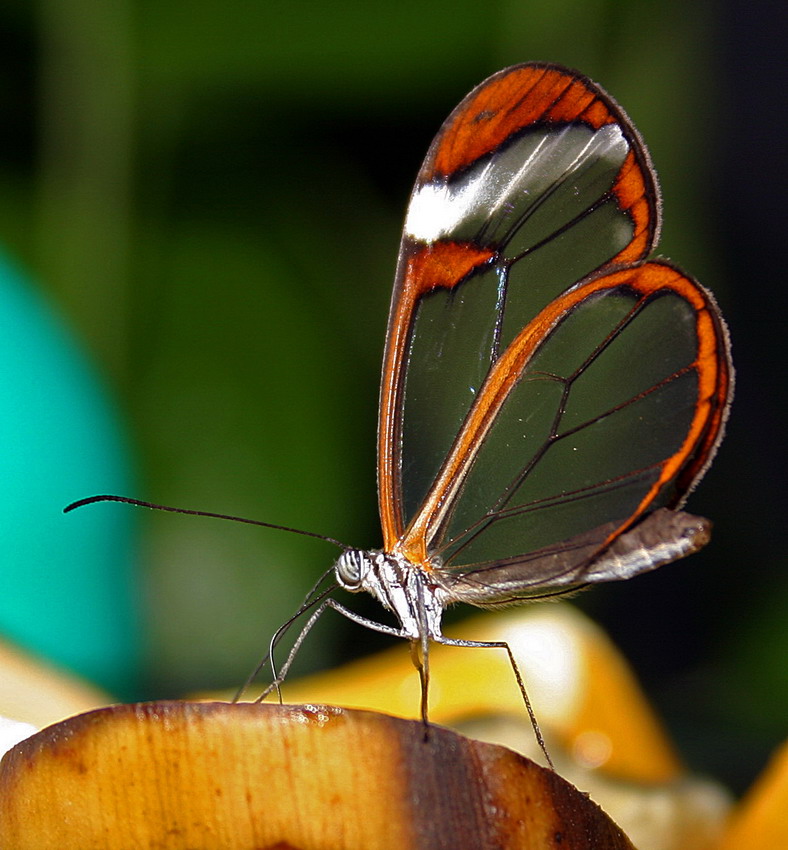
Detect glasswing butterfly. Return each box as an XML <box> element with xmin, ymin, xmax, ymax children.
<box><xmin>252</xmin><ymin>63</ymin><xmax>732</xmax><ymax>759</ymax></box>
<box><xmin>68</xmin><ymin>62</ymin><xmax>732</xmax><ymax>761</ymax></box>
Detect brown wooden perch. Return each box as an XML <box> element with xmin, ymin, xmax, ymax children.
<box><xmin>0</xmin><ymin>700</ymin><xmax>636</xmax><ymax>849</ymax></box>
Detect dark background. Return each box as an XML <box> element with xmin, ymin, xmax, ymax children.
<box><xmin>0</xmin><ymin>0</ymin><xmax>785</xmax><ymax>795</ymax></box>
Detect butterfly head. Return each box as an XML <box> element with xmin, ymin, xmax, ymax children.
<box><xmin>334</xmin><ymin>549</ymin><xmax>375</xmax><ymax>592</ymax></box>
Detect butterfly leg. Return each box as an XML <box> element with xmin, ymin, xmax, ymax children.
<box><xmin>409</xmin><ymin>636</ymin><xmax>432</xmax><ymax>728</ymax></box>
<box><xmin>433</xmin><ymin>633</ymin><xmax>554</xmax><ymax>770</ymax></box>
<box><xmin>257</xmin><ymin>597</ymin><xmax>413</xmax><ymax>703</ymax></box>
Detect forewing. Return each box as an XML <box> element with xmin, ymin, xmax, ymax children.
<box><xmin>378</xmin><ymin>63</ymin><xmax>660</xmax><ymax>558</ymax></box>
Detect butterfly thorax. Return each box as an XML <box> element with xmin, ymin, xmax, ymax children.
<box><xmin>334</xmin><ymin>549</ymin><xmax>448</xmax><ymax>640</ymax></box>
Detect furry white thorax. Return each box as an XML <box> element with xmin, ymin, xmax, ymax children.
<box><xmin>334</xmin><ymin>549</ymin><xmax>448</xmax><ymax>641</ymax></box>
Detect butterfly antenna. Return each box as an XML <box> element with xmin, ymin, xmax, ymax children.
<box><xmin>64</xmin><ymin>494</ymin><xmax>350</xmax><ymax>549</ymax></box>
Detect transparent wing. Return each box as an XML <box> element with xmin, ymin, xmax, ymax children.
<box><xmin>419</xmin><ymin>262</ymin><xmax>731</xmax><ymax>589</ymax></box>
<box><xmin>377</xmin><ymin>64</ymin><xmax>732</xmax><ymax>588</ymax></box>
<box><xmin>378</xmin><ymin>63</ymin><xmax>659</xmax><ymax>554</ymax></box>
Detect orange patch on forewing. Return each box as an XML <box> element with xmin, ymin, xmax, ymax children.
<box><xmin>542</xmin><ymin>74</ymin><xmax>605</xmax><ymax>124</ymax></box>
<box><xmin>403</xmin><ymin>242</ymin><xmax>497</xmax><ymax>299</ymax></box>
<box><xmin>428</xmin><ymin>66</ymin><xmax>617</xmax><ymax>180</ymax></box>
<box><xmin>612</xmin><ymin>151</ymin><xmax>655</xmax><ymax>262</ymax></box>
<box><xmin>422</xmin><ymin>66</ymin><xmax>658</xmax><ymax>267</ymax></box>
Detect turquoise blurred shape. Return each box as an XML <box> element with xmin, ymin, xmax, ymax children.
<box><xmin>0</xmin><ymin>252</ymin><xmax>141</xmax><ymax>696</ymax></box>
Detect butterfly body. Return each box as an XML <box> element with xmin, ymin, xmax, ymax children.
<box><xmin>334</xmin><ymin>549</ymin><xmax>448</xmax><ymax>641</ymax></box>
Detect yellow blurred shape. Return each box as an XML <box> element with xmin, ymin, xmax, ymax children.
<box><xmin>718</xmin><ymin>737</ymin><xmax>788</xmax><ymax>849</ymax></box>
<box><xmin>0</xmin><ymin>637</ymin><xmax>109</xmax><ymax>729</ymax></box>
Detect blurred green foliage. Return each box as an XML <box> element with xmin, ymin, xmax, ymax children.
<box><xmin>0</xmin><ymin>0</ymin><xmax>784</xmax><ymax>794</ymax></box>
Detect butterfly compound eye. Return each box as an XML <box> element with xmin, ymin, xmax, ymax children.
<box><xmin>335</xmin><ymin>550</ymin><xmax>369</xmax><ymax>591</ymax></box>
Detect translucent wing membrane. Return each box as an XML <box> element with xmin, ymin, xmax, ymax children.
<box><xmin>377</xmin><ymin>63</ymin><xmax>732</xmax><ymax>590</ymax></box>
<box><xmin>427</xmin><ymin>263</ymin><xmax>729</xmax><ymax>586</ymax></box>
<box><xmin>438</xmin><ymin>508</ymin><xmax>712</xmax><ymax>606</ymax></box>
